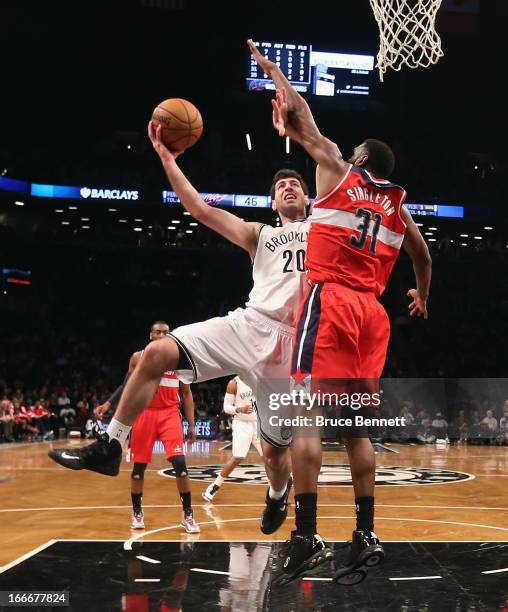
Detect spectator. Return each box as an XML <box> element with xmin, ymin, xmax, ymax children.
<box><xmin>481</xmin><ymin>409</ymin><xmax>498</xmax><ymax>433</ymax></box>
<box><xmin>0</xmin><ymin>400</ymin><xmax>15</xmax><ymax>442</ymax></box>
<box><xmin>431</xmin><ymin>412</ymin><xmax>448</xmax><ymax>439</ymax></box>
<box><xmin>499</xmin><ymin>401</ymin><xmax>508</xmax><ymax>432</ymax></box>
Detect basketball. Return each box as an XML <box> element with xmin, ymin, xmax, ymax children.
<box><xmin>151</xmin><ymin>98</ymin><xmax>203</xmax><ymax>151</ymax></box>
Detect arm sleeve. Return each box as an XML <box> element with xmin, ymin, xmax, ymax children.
<box><xmin>223</xmin><ymin>393</ymin><xmax>237</xmax><ymax>415</ymax></box>
<box><xmin>107</xmin><ymin>371</ymin><xmax>131</xmax><ymax>409</ymax></box>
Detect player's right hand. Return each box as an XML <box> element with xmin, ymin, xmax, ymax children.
<box><xmin>147</xmin><ymin>121</ymin><xmax>183</xmax><ymax>161</ymax></box>
<box><xmin>247</xmin><ymin>39</ymin><xmax>277</xmax><ymax>75</ymax></box>
<box><xmin>236</xmin><ymin>405</ymin><xmax>254</xmax><ymax>414</ymax></box>
<box><xmin>407</xmin><ymin>289</ymin><xmax>428</xmax><ymax>319</ymax></box>
<box><xmin>95</xmin><ymin>403</ymin><xmax>111</xmax><ymax>420</ymax></box>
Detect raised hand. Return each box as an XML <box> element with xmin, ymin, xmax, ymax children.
<box><xmin>147</xmin><ymin>120</ymin><xmax>182</xmax><ymax>161</ymax></box>
<box><xmin>247</xmin><ymin>39</ymin><xmax>277</xmax><ymax>75</ymax></box>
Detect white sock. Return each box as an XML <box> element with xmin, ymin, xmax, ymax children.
<box><xmin>214</xmin><ymin>475</ymin><xmax>225</xmax><ymax>487</ymax></box>
<box><xmin>106</xmin><ymin>418</ymin><xmax>131</xmax><ymax>446</ymax></box>
<box><xmin>269</xmin><ymin>485</ymin><xmax>286</xmax><ymax>501</ymax></box>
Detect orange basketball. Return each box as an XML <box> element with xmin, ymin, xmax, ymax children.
<box><xmin>151</xmin><ymin>98</ymin><xmax>203</xmax><ymax>151</ymax></box>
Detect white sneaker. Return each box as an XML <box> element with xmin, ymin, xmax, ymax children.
<box><xmin>131</xmin><ymin>510</ymin><xmax>145</xmax><ymax>529</ymax></box>
<box><xmin>182</xmin><ymin>510</ymin><xmax>200</xmax><ymax>533</ymax></box>
<box><xmin>202</xmin><ymin>483</ymin><xmax>220</xmax><ymax>502</ymax></box>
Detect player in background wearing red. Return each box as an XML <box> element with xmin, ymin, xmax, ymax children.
<box><xmin>249</xmin><ymin>39</ymin><xmax>432</xmax><ymax>586</ymax></box>
<box><xmin>95</xmin><ymin>321</ymin><xmax>199</xmax><ymax>533</ymax></box>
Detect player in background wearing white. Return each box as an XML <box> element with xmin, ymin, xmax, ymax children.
<box><xmin>48</xmin><ymin>120</ymin><xmax>311</xmax><ymax>536</ymax></box>
<box><xmin>203</xmin><ymin>376</ymin><xmax>263</xmax><ymax>502</ymax></box>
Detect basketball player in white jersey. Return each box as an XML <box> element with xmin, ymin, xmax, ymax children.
<box><xmin>49</xmin><ymin>120</ymin><xmax>310</xmax><ymax>536</ymax></box>
<box><xmin>203</xmin><ymin>376</ymin><xmax>263</xmax><ymax>502</ymax></box>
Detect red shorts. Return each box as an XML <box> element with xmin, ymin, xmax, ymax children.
<box><xmin>129</xmin><ymin>408</ymin><xmax>184</xmax><ymax>464</ymax></box>
<box><xmin>291</xmin><ymin>283</ymin><xmax>390</xmax><ymax>381</ymax></box>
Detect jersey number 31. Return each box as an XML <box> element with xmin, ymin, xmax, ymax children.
<box><xmin>350</xmin><ymin>208</ymin><xmax>382</xmax><ymax>254</ymax></box>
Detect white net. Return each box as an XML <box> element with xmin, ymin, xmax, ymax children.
<box><xmin>369</xmin><ymin>0</ymin><xmax>444</xmax><ymax>81</ymax></box>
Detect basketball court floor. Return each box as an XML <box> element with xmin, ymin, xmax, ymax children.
<box><xmin>1</xmin><ymin>439</ymin><xmax>507</xmax><ymax>611</ymax></box>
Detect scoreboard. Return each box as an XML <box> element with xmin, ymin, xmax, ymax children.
<box><xmin>248</xmin><ymin>41</ymin><xmax>311</xmax><ymax>91</ymax></box>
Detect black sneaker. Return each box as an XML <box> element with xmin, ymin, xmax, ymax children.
<box><xmin>261</xmin><ymin>475</ymin><xmax>292</xmax><ymax>535</ymax></box>
<box><xmin>271</xmin><ymin>531</ymin><xmax>333</xmax><ymax>587</ymax></box>
<box><xmin>333</xmin><ymin>530</ymin><xmax>385</xmax><ymax>586</ymax></box>
<box><xmin>48</xmin><ymin>429</ymin><xmax>122</xmax><ymax>476</ymax></box>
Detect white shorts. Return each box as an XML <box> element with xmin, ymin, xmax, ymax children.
<box><xmin>171</xmin><ymin>307</ymin><xmax>294</xmax><ymax>447</ymax></box>
<box><xmin>232</xmin><ymin>418</ymin><xmax>262</xmax><ymax>458</ymax></box>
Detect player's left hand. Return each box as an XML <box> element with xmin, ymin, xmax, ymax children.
<box><xmin>407</xmin><ymin>289</ymin><xmax>428</xmax><ymax>319</ymax></box>
<box><xmin>186</xmin><ymin>424</ymin><xmax>196</xmax><ymax>443</ymax></box>
<box><xmin>272</xmin><ymin>89</ymin><xmax>288</xmax><ymax>137</ymax></box>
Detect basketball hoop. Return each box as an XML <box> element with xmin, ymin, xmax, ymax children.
<box><xmin>369</xmin><ymin>0</ymin><xmax>444</xmax><ymax>81</ymax></box>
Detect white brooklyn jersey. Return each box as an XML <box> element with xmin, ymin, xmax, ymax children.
<box><xmin>233</xmin><ymin>376</ymin><xmax>256</xmax><ymax>422</ymax></box>
<box><xmin>246</xmin><ymin>219</ymin><xmax>309</xmax><ymax>327</ymax></box>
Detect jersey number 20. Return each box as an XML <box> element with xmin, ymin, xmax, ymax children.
<box><xmin>350</xmin><ymin>208</ymin><xmax>382</xmax><ymax>254</ymax></box>
<box><xmin>282</xmin><ymin>249</ymin><xmax>305</xmax><ymax>273</ymax></box>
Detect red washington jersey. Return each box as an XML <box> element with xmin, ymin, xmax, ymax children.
<box><xmin>146</xmin><ymin>370</ymin><xmax>181</xmax><ymax>413</ymax></box>
<box><xmin>307</xmin><ymin>163</ymin><xmax>407</xmax><ymax>296</ymax></box>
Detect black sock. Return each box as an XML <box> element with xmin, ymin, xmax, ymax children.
<box><xmin>131</xmin><ymin>493</ymin><xmax>142</xmax><ymax>513</ymax></box>
<box><xmin>355</xmin><ymin>496</ymin><xmax>374</xmax><ymax>532</ymax></box>
<box><xmin>180</xmin><ymin>491</ymin><xmax>192</xmax><ymax>512</ymax></box>
<box><xmin>295</xmin><ymin>493</ymin><xmax>317</xmax><ymax>535</ymax></box>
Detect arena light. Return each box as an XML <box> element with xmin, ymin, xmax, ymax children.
<box><xmin>460</xmin><ymin>234</ymin><xmax>468</xmax><ymax>238</ymax></box>
<box><xmin>428</xmin><ymin>226</ymin><xmax>437</xmax><ymax>230</ymax></box>
<box><xmin>167</xmin><ymin>226</ymin><xmax>176</xmax><ymax>230</ymax></box>
<box><xmin>416</xmin><ymin>223</ymin><xmax>423</xmax><ymax>227</ymax></box>
<box><xmin>183</xmin><ymin>212</ymin><xmax>191</xmax><ymax>216</ymax></box>
<box><xmin>81</xmin><ymin>217</ymin><xmax>89</xmax><ymax>221</ymax></box>
<box><xmin>189</xmin><ymin>222</ymin><xmax>198</xmax><ymax>226</ymax></box>
<box><xmin>81</xmin><ymin>225</ymin><xmax>90</xmax><ymax>229</ymax></box>
<box><xmin>424</xmin><ymin>232</ymin><xmax>433</xmax><ymax>236</ymax></box>
<box><xmin>186</xmin><ymin>230</ymin><xmax>193</xmax><ymax>234</ymax></box>
<box><xmin>119</xmin><ymin>219</ymin><xmax>127</xmax><ymax>223</ymax></box>
<box><xmin>285</xmin><ymin>136</ymin><xmax>290</xmax><ymax>154</ymax></box>
<box><xmin>55</xmin><ymin>209</ymin><xmax>64</xmax><ymax>213</ymax></box>
<box><xmin>428</xmin><ymin>238</ymin><xmax>436</xmax><ymax>242</ymax></box>
<box><xmin>133</xmin><ymin>227</ymin><xmax>142</xmax><ymax>232</ymax></box>
<box><xmin>61</xmin><ymin>221</ymin><xmax>70</xmax><ymax>225</ymax></box>
<box><xmin>474</xmin><ymin>236</ymin><xmax>482</xmax><ymax>240</ymax></box>
<box><xmin>108</xmin><ymin>208</ymin><xmax>117</xmax><ymax>212</ymax></box>
<box><xmin>134</xmin><ymin>218</ymin><xmax>143</xmax><ymax>222</ymax></box>
<box><xmin>461</xmin><ymin>243</ymin><xmax>468</xmax><ymax>246</ymax></box>
<box><xmin>68</xmin><ymin>206</ymin><xmax>77</xmax><ymax>210</ymax></box>
<box><xmin>484</xmin><ymin>226</ymin><xmax>493</xmax><ymax>230</ymax></box>
<box><xmin>14</xmin><ymin>200</ymin><xmax>24</xmax><ymax>206</ymax></box>
<box><xmin>171</xmin><ymin>220</ymin><xmax>181</xmax><ymax>224</ymax></box>
<box><xmin>245</xmin><ymin>133</ymin><xmax>252</xmax><ymax>151</ymax></box>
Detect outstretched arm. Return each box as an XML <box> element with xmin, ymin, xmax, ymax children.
<box><xmin>148</xmin><ymin>122</ymin><xmax>260</xmax><ymax>258</ymax></box>
<box><xmin>95</xmin><ymin>352</ymin><xmax>141</xmax><ymax>419</ymax></box>
<box><xmin>248</xmin><ymin>39</ymin><xmax>346</xmax><ymax>196</ymax></box>
<box><xmin>400</xmin><ymin>207</ymin><xmax>432</xmax><ymax>319</ymax></box>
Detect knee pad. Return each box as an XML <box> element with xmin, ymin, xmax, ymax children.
<box><xmin>131</xmin><ymin>462</ymin><xmax>147</xmax><ymax>480</ymax></box>
<box><xmin>170</xmin><ymin>455</ymin><xmax>188</xmax><ymax>477</ymax></box>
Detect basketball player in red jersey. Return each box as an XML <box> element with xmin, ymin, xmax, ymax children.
<box><xmin>249</xmin><ymin>40</ymin><xmax>432</xmax><ymax>586</ymax></box>
<box><xmin>95</xmin><ymin>321</ymin><xmax>199</xmax><ymax>533</ymax></box>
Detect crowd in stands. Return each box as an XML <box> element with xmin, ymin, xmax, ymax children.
<box><xmin>0</xmin><ymin>379</ymin><xmax>226</xmax><ymax>444</ymax></box>
<box><xmin>2</xmin><ymin>375</ymin><xmax>507</xmax><ymax>447</ymax></box>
